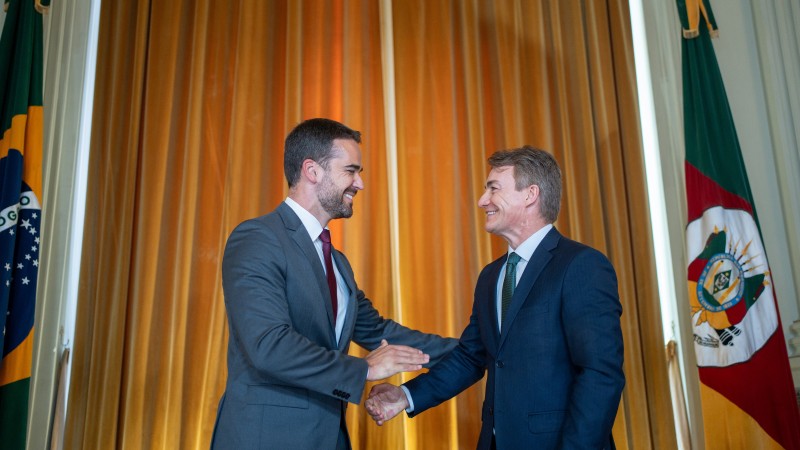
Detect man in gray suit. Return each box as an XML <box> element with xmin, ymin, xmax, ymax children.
<box><xmin>211</xmin><ymin>118</ymin><xmax>457</xmax><ymax>450</ymax></box>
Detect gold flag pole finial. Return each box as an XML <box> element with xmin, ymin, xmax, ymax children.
<box><xmin>35</xmin><ymin>0</ymin><xmax>49</xmax><ymax>14</ymax></box>
<box><xmin>682</xmin><ymin>0</ymin><xmax>719</xmax><ymax>39</ymax></box>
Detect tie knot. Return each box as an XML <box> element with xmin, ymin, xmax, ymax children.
<box><xmin>319</xmin><ymin>229</ymin><xmax>331</xmax><ymax>244</ymax></box>
<box><xmin>506</xmin><ymin>252</ymin><xmax>521</xmax><ymax>266</ymax></box>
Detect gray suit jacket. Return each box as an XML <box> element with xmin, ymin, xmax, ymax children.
<box><xmin>211</xmin><ymin>202</ymin><xmax>456</xmax><ymax>450</ymax></box>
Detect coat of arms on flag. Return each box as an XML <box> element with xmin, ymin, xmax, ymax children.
<box><xmin>687</xmin><ymin>206</ymin><xmax>776</xmax><ymax>367</ymax></box>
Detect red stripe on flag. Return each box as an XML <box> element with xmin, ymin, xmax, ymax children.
<box><xmin>688</xmin><ymin>257</ymin><xmax>708</xmax><ymax>282</ymax></box>
<box><xmin>722</xmin><ymin>299</ymin><xmax>747</xmax><ymax>325</ymax></box>
<box><xmin>686</xmin><ymin>162</ymin><xmax>753</xmax><ymax>221</ymax></box>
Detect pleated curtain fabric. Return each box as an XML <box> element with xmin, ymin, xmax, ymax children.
<box><xmin>65</xmin><ymin>1</ymin><xmax>674</xmax><ymax>449</ymax></box>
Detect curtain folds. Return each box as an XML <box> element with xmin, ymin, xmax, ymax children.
<box><xmin>66</xmin><ymin>1</ymin><xmax>675</xmax><ymax>448</ymax></box>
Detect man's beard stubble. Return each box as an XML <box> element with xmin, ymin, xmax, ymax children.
<box><xmin>318</xmin><ymin>176</ymin><xmax>354</xmax><ymax>219</ymax></box>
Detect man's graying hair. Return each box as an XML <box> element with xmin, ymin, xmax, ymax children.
<box><xmin>488</xmin><ymin>146</ymin><xmax>562</xmax><ymax>223</ymax></box>
<box><xmin>284</xmin><ymin>118</ymin><xmax>362</xmax><ymax>188</ymax></box>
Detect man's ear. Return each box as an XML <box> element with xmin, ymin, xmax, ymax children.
<box><xmin>301</xmin><ymin>159</ymin><xmax>319</xmax><ymax>183</ymax></box>
<box><xmin>526</xmin><ymin>185</ymin><xmax>540</xmax><ymax>206</ymax></box>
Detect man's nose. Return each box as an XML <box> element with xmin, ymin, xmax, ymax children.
<box><xmin>477</xmin><ymin>191</ymin><xmax>489</xmax><ymax>207</ymax></box>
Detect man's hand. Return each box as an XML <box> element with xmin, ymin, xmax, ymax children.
<box><xmin>365</xmin><ymin>383</ymin><xmax>409</xmax><ymax>425</ymax></box>
<box><xmin>365</xmin><ymin>339</ymin><xmax>429</xmax><ymax>381</ymax></box>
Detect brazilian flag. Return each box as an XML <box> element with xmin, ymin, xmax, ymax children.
<box><xmin>678</xmin><ymin>0</ymin><xmax>800</xmax><ymax>448</ymax></box>
<box><xmin>0</xmin><ymin>0</ymin><xmax>47</xmax><ymax>448</ymax></box>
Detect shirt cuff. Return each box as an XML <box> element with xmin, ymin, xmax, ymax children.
<box><xmin>400</xmin><ymin>385</ymin><xmax>415</xmax><ymax>413</ymax></box>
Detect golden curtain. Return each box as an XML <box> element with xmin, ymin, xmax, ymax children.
<box><xmin>65</xmin><ymin>0</ymin><xmax>675</xmax><ymax>449</ymax></box>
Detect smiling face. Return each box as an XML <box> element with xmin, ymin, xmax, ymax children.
<box><xmin>317</xmin><ymin>138</ymin><xmax>364</xmax><ymax>219</ymax></box>
<box><xmin>477</xmin><ymin>166</ymin><xmax>533</xmax><ymax>245</ymax></box>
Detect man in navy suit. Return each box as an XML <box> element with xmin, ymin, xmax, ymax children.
<box><xmin>366</xmin><ymin>146</ymin><xmax>625</xmax><ymax>449</ymax></box>
<box><xmin>211</xmin><ymin>118</ymin><xmax>457</xmax><ymax>450</ymax></box>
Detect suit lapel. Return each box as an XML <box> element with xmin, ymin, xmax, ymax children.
<box><xmin>498</xmin><ymin>228</ymin><xmax>560</xmax><ymax>349</ymax></box>
<box><xmin>486</xmin><ymin>258</ymin><xmax>504</xmax><ymax>340</ymax></box>
<box><xmin>278</xmin><ymin>204</ymin><xmax>338</xmax><ymax>344</ymax></box>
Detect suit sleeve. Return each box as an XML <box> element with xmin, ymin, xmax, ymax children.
<box><xmin>402</xmin><ymin>307</ymin><xmax>487</xmax><ymax>416</ymax></box>
<box><xmin>401</xmin><ymin>266</ymin><xmax>494</xmax><ymax>415</ymax></box>
<box><xmin>337</xmin><ymin>252</ymin><xmax>458</xmax><ymax>365</ymax></box>
<box><xmin>559</xmin><ymin>249</ymin><xmax>625</xmax><ymax>449</ymax></box>
<box><xmin>222</xmin><ymin>220</ymin><xmax>369</xmax><ymax>403</ymax></box>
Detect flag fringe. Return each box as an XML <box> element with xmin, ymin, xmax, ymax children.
<box><xmin>682</xmin><ymin>0</ymin><xmax>719</xmax><ymax>40</ymax></box>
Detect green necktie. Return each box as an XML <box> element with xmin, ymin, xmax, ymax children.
<box><xmin>501</xmin><ymin>252</ymin><xmax>521</xmax><ymax>323</ymax></box>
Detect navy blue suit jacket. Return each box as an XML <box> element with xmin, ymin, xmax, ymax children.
<box><xmin>404</xmin><ymin>227</ymin><xmax>625</xmax><ymax>449</ymax></box>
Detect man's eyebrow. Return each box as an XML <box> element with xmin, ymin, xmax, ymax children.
<box><xmin>485</xmin><ymin>180</ymin><xmax>499</xmax><ymax>188</ymax></box>
<box><xmin>344</xmin><ymin>163</ymin><xmax>363</xmax><ymax>172</ymax></box>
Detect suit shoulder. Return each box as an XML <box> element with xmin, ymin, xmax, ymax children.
<box><xmin>222</xmin><ymin>212</ymin><xmax>290</xmax><ymax>278</ymax></box>
<box><xmin>224</xmin><ymin>210</ymin><xmax>287</xmax><ymax>259</ymax></box>
<box><xmin>554</xmin><ymin>235</ymin><xmax>614</xmax><ymax>267</ymax></box>
<box><xmin>228</xmin><ymin>209</ymin><xmax>283</xmax><ymax>237</ymax></box>
<box><xmin>555</xmin><ymin>235</ymin><xmax>602</xmax><ymax>255</ymax></box>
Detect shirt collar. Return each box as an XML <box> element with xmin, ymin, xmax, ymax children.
<box><xmin>508</xmin><ymin>224</ymin><xmax>553</xmax><ymax>262</ymax></box>
<box><xmin>285</xmin><ymin>197</ymin><xmax>325</xmax><ymax>241</ymax></box>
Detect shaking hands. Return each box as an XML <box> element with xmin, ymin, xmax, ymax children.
<box><xmin>365</xmin><ymin>383</ymin><xmax>408</xmax><ymax>425</ymax></box>
<box><xmin>363</xmin><ymin>339</ymin><xmax>418</xmax><ymax>425</ymax></box>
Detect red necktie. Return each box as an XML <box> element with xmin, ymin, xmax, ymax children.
<box><xmin>319</xmin><ymin>229</ymin><xmax>338</xmax><ymax>319</ymax></box>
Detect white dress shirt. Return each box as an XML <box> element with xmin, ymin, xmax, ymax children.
<box><xmin>495</xmin><ymin>224</ymin><xmax>553</xmax><ymax>328</ymax></box>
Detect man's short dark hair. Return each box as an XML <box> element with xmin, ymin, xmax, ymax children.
<box><xmin>284</xmin><ymin>118</ymin><xmax>362</xmax><ymax>187</ymax></box>
<box><xmin>488</xmin><ymin>146</ymin><xmax>562</xmax><ymax>223</ymax></box>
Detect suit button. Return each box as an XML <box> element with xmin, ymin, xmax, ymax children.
<box><xmin>496</xmin><ymin>360</ymin><xmax>504</xmax><ymax>368</ymax></box>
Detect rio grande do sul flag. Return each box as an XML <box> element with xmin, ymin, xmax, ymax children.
<box><xmin>677</xmin><ymin>1</ymin><xmax>800</xmax><ymax>449</ymax></box>
<box><xmin>0</xmin><ymin>0</ymin><xmax>47</xmax><ymax>448</ymax></box>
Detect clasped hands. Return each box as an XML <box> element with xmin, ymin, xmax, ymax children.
<box><xmin>364</xmin><ymin>339</ymin><xmax>416</xmax><ymax>425</ymax></box>
<box><xmin>365</xmin><ymin>383</ymin><xmax>408</xmax><ymax>425</ymax></box>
